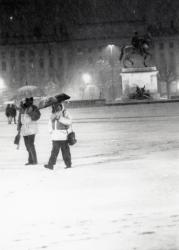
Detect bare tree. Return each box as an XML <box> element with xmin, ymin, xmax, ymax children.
<box><xmin>158</xmin><ymin>65</ymin><xmax>176</xmax><ymax>99</ymax></box>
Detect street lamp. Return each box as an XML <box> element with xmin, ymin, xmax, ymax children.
<box><xmin>107</xmin><ymin>45</ymin><xmax>115</xmax><ymax>99</ymax></box>
<box><xmin>108</xmin><ymin>44</ymin><xmax>114</xmax><ymax>54</ymax></box>
<box><xmin>0</xmin><ymin>77</ymin><xmax>6</xmax><ymax>105</ymax></box>
<box><xmin>81</xmin><ymin>73</ymin><xmax>92</xmax><ymax>99</ymax></box>
<box><xmin>82</xmin><ymin>73</ymin><xmax>92</xmax><ymax>84</ymax></box>
<box><xmin>0</xmin><ymin>77</ymin><xmax>5</xmax><ymax>91</ymax></box>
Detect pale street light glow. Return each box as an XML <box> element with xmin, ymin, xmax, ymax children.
<box><xmin>0</xmin><ymin>78</ymin><xmax>5</xmax><ymax>90</ymax></box>
<box><xmin>108</xmin><ymin>44</ymin><xmax>114</xmax><ymax>53</ymax></box>
<box><xmin>82</xmin><ymin>73</ymin><xmax>92</xmax><ymax>84</ymax></box>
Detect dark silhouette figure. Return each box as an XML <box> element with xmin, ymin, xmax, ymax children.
<box><xmin>5</xmin><ymin>104</ymin><xmax>17</xmax><ymax>124</ymax></box>
<box><xmin>120</xmin><ymin>31</ymin><xmax>153</xmax><ymax>67</ymax></box>
<box><xmin>131</xmin><ymin>31</ymin><xmax>140</xmax><ymax>51</ymax></box>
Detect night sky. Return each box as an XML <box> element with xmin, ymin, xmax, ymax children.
<box><xmin>0</xmin><ymin>0</ymin><xmax>178</xmax><ymax>39</ymax></box>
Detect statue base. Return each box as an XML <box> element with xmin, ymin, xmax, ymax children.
<box><xmin>120</xmin><ymin>67</ymin><xmax>160</xmax><ymax>100</ymax></box>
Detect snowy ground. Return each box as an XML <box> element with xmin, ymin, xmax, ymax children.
<box><xmin>0</xmin><ymin>103</ymin><xmax>179</xmax><ymax>250</ymax></box>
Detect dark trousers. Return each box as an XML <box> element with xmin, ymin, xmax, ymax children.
<box><xmin>7</xmin><ymin>116</ymin><xmax>16</xmax><ymax>124</ymax></box>
<box><xmin>23</xmin><ymin>134</ymin><xmax>37</xmax><ymax>164</ymax></box>
<box><xmin>48</xmin><ymin>140</ymin><xmax>71</xmax><ymax>167</ymax></box>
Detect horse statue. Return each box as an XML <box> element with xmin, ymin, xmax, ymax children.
<box><xmin>119</xmin><ymin>32</ymin><xmax>153</xmax><ymax>68</ymax></box>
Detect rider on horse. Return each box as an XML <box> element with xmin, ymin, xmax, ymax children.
<box><xmin>131</xmin><ymin>31</ymin><xmax>151</xmax><ymax>55</ymax></box>
<box><xmin>119</xmin><ymin>31</ymin><xmax>153</xmax><ymax>67</ymax></box>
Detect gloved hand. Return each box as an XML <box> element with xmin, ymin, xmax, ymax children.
<box><xmin>55</xmin><ymin>111</ymin><xmax>63</xmax><ymax>120</ymax></box>
<box><xmin>51</xmin><ymin>113</ymin><xmax>57</xmax><ymax>121</ymax></box>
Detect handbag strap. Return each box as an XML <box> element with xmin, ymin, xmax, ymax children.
<box><xmin>66</xmin><ymin>124</ymin><xmax>73</xmax><ymax>135</ymax></box>
<box><xmin>62</xmin><ymin>109</ymin><xmax>73</xmax><ymax>134</ymax></box>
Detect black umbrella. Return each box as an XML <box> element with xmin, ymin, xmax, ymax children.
<box><xmin>38</xmin><ymin>93</ymin><xmax>70</xmax><ymax>109</ymax></box>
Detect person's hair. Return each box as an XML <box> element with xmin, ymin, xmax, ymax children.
<box><xmin>52</xmin><ymin>103</ymin><xmax>63</xmax><ymax>113</ymax></box>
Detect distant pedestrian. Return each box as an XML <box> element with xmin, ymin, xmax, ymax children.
<box><xmin>17</xmin><ymin>97</ymin><xmax>41</xmax><ymax>165</ymax></box>
<box><xmin>44</xmin><ymin>102</ymin><xmax>72</xmax><ymax>170</ymax></box>
<box><xmin>5</xmin><ymin>104</ymin><xmax>17</xmax><ymax>124</ymax></box>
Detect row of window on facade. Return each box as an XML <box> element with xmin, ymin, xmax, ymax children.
<box><xmin>0</xmin><ymin>48</ymin><xmax>60</xmax><ymax>60</ymax></box>
<box><xmin>158</xmin><ymin>42</ymin><xmax>175</xmax><ymax>49</ymax></box>
<box><xmin>73</xmin><ymin>42</ymin><xmax>177</xmax><ymax>54</ymax></box>
<box><xmin>0</xmin><ymin>57</ymin><xmax>63</xmax><ymax>72</ymax></box>
<box><xmin>0</xmin><ymin>40</ymin><xmax>176</xmax><ymax>61</ymax></box>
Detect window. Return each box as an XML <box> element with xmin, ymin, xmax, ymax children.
<box><xmin>10</xmin><ymin>51</ymin><xmax>15</xmax><ymax>57</ymax></box>
<box><xmin>169</xmin><ymin>52</ymin><xmax>175</xmax><ymax>73</ymax></box>
<box><xmin>98</xmin><ymin>46</ymin><xmax>103</xmax><ymax>51</ymax></box>
<box><xmin>30</xmin><ymin>63</ymin><xmax>34</xmax><ymax>69</ymax></box>
<box><xmin>39</xmin><ymin>58</ymin><xmax>44</xmax><ymax>69</ymax></box>
<box><xmin>1</xmin><ymin>51</ymin><xmax>6</xmax><ymax>59</ymax></box>
<box><xmin>2</xmin><ymin>61</ymin><xmax>6</xmax><ymax>71</ymax></box>
<box><xmin>88</xmin><ymin>48</ymin><xmax>92</xmax><ymax>53</ymax></box>
<box><xmin>77</xmin><ymin>48</ymin><xmax>83</xmax><ymax>55</ymax></box>
<box><xmin>88</xmin><ymin>56</ymin><xmax>94</xmax><ymax>64</ymax></box>
<box><xmin>159</xmin><ymin>43</ymin><xmax>164</xmax><ymax>50</ymax></box>
<box><xmin>10</xmin><ymin>60</ymin><xmax>16</xmax><ymax>71</ymax></box>
<box><xmin>19</xmin><ymin>50</ymin><xmax>25</xmax><ymax>63</ymax></box>
<box><xmin>49</xmin><ymin>57</ymin><xmax>53</xmax><ymax>68</ymax></box>
<box><xmin>58</xmin><ymin>57</ymin><xmax>62</xmax><ymax>66</ymax></box>
<box><xmin>169</xmin><ymin>42</ymin><xmax>174</xmax><ymax>49</ymax></box>
<box><xmin>19</xmin><ymin>50</ymin><xmax>25</xmax><ymax>57</ymax></box>
<box><xmin>38</xmin><ymin>50</ymin><xmax>44</xmax><ymax>57</ymax></box>
<box><xmin>159</xmin><ymin>53</ymin><xmax>165</xmax><ymax>70</ymax></box>
<box><xmin>28</xmin><ymin>50</ymin><xmax>35</xmax><ymax>57</ymax></box>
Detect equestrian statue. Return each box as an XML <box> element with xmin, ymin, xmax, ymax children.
<box><xmin>119</xmin><ymin>31</ymin><xmax>153</xmax><ymax>68</ymax></box>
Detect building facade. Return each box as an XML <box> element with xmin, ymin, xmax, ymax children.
<box><xmin>0</xmin><ymin>22</ymin><xmax>179</xmax><ymax>102</ymax></box>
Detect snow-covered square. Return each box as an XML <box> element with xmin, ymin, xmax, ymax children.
<box><xmin>0</xmin><ymin>103</ymin><xmax>179</xmax><ymax>250</ymax></box>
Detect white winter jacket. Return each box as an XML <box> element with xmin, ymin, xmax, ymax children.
<box><xmin>48</xmin><ymin>109</ymin><xmax>72</xmax><ymax>141</ymax></box>
<box><xmin>20</xmin><ymin>111</ymin><xmax>38</xmax><ymax>136</ymax></box>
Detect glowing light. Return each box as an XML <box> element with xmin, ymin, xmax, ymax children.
<box><xmin>0</xmin><ymin>78</ymin><xmax>5</xmax><ymax>90</ymax></box>
<box><xmin>108</xmin><ymin>44</ymin><xmax>114</xmax><ymax>53</ymax></box>
<box><xmin>82</xmin><ymin>73</ymin><xmax>92</xmax><ymax>84</ymax></box>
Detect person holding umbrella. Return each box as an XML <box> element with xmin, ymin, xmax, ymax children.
<box><xmin>17</xmin><ymin>97</ymin><xmax>41</xmax><ymax>165</ymax></box>
<box><xmin>44</xmin><ymin>102</ymin><xmax>72</xmax><ymax>170</ymax></box>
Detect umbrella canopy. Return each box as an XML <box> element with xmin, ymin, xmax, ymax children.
<box><xmin>13</xmin><ymin>85</ymin><xmax>44</xmax><ymax>100</ymax></box>
<box><xmin>38</xmin><ymin>93</ymin><xmax>70</xmax><ymax>109</ymax></box>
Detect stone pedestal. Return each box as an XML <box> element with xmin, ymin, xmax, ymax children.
<box><xmin>120</xmin><ymin>67</ymin><xmax>159</xmax><ymax>99</ymax></box>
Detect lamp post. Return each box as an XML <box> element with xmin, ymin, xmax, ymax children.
<box><xmin>81</xmin><ymin>73</ymin><xmax>92</xmax><ymax>99</ymax></box>
<box><xmin>0</xmin><ymin>78</ymin><xmax>6</xmax><ymax>105</ymax></box>
<box><xmin>107</xmin><ymin>44</ymin><xmax>115</xmax><ymax>99</ymax></box>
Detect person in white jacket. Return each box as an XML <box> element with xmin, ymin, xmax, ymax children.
<box><xmin>17</xmin><ymin>97</ymin><xmax>41</xmax><ymax>165</ymax></box>
<box><xmin>44</xmin><ymin>102</ymin><xmax>72</xmax><ymax>170</ymax></box>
